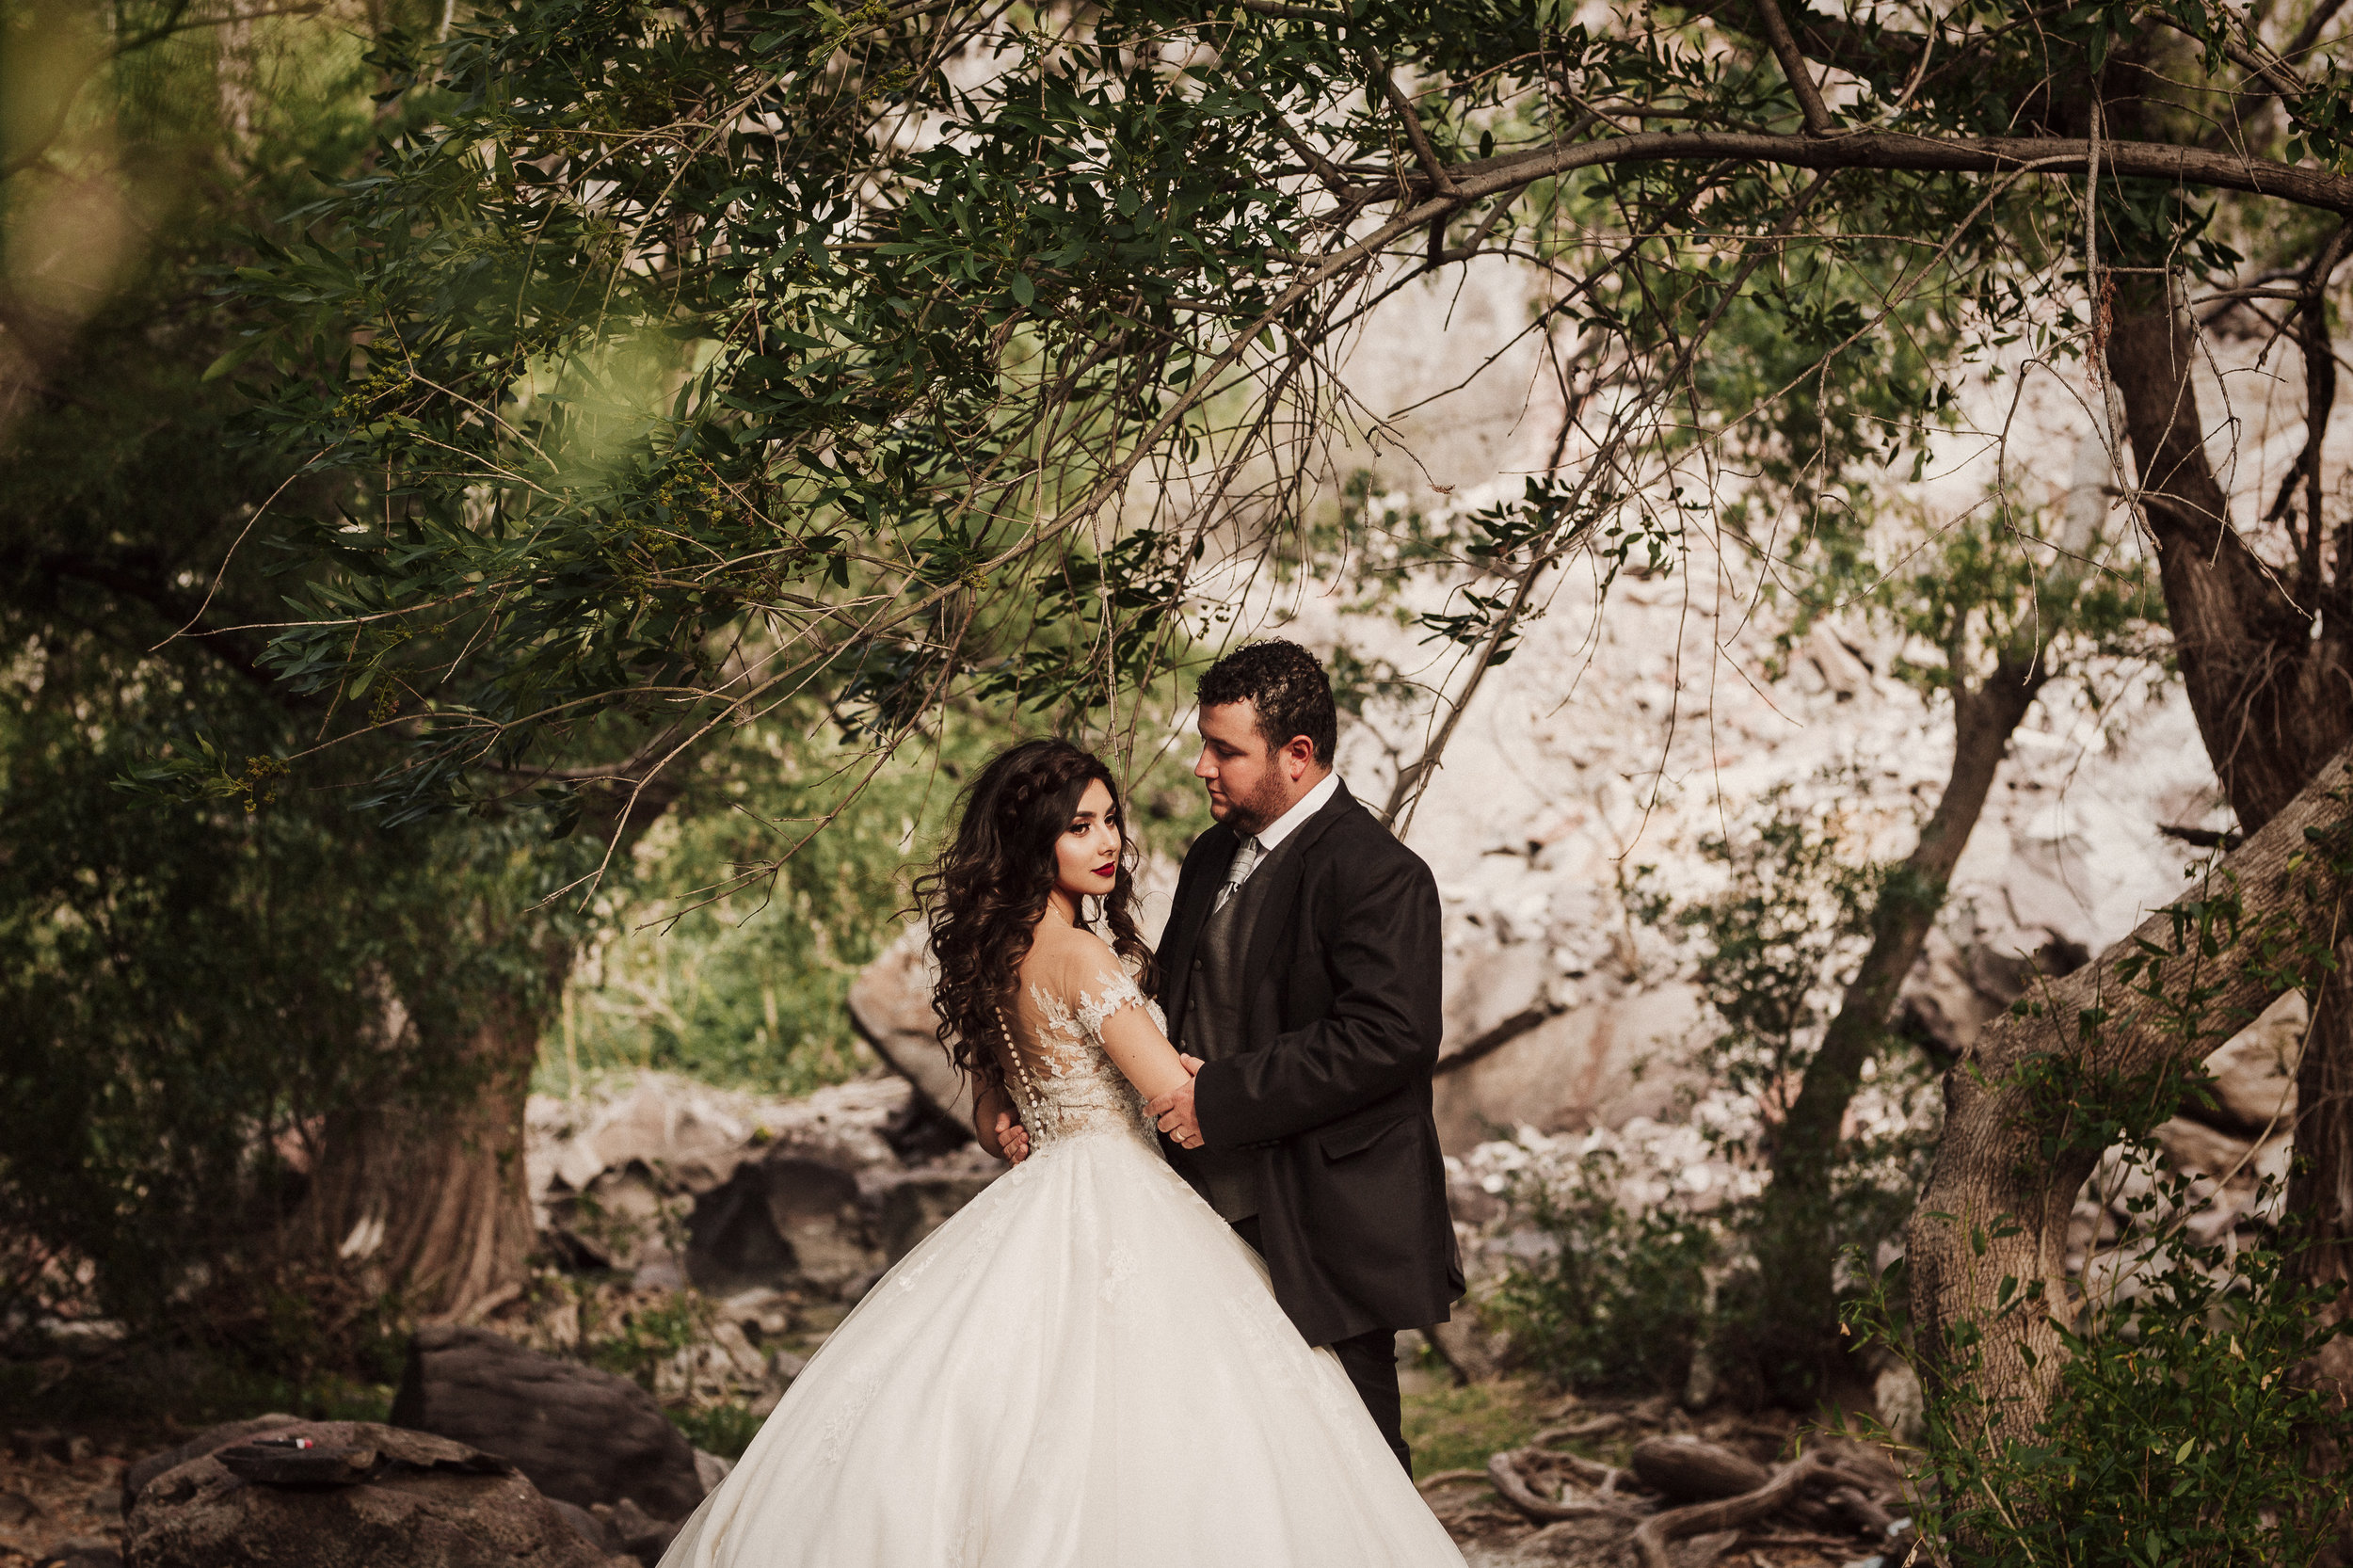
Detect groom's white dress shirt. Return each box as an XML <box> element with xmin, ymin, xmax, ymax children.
<box><xmin>1214</xmin><ymin>770</ymin><xmax>1340</xmax><ymax>912</ymax></box>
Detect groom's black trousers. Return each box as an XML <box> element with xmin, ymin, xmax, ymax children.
<box><xmin>1231</xmin><ymin>1216</ymin><xmax>1411</xmax><ymax>1474</ymax></box>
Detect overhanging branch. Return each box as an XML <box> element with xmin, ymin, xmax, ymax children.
<box><xmin>1389</xmin><ymin>128</ymin><xmax>2353</xmax><ymax>217</ymax></box>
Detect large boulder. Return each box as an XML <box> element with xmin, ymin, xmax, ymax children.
<box><xmin>127</xmin><ymin>1413</ymin><xmax>302</xmax><ymax>1497</ymax></box>
<box><xmin>389</xmin><ymin>1325</ymin><xmax>704</xmax><ymax>1522</ymax></box>
<box><xmin>846</xmin><ymin>923</ymin><xmax>971</xmax><ymax>1128</ymax></box>
<box><xmin>871</xmin><ymin>1162</ymin><xmax>1000</xmax><ymax>1263</ymax></box>
<box><xmin>1431</xmin><ymin>984</ymin><xmax>1704</xmax><ymax>1153</ymax></box>
<box><xmin>528</xmin><ymin>1074</ymin><xmax>922</xmax><ymax>1292</ymax></box>
<box><xmin>685</xmin><ymin>1153</ymin><xmax>871</xmax><ymax>1296</ymax></box>
<box><xmin>123</xmin><ymin>1420</ymin><xmax>616</xmax><ymax>1568</ymax></box>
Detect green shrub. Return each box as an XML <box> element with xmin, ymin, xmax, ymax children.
<box><xmin>1857</xmin><ymin>1154</ymin><xmax>2353</xmax><ymax>1566</ymax></box>
<box><xmin>1487</xmin><ymin>1146</ymin><xmax>1717</xmax><ymax>1397</ymax></box>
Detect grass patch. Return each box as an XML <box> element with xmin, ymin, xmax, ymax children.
<box><xmin>670</xmin><ymin>1400</ymin><xmax>763</xmax><ymax>1460</ymax></box>
<box><xmin>1401</xmin><ymin>1376</ymin><xmax>1545</xmax><ymax>1480</ymax></box>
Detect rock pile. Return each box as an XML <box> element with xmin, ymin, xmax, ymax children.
<box><xmin>526</xmin><ymin>1072</ymin><xmax>1001</xmax><ymax>1309</ymax></box>
<box><xmin>124</xmin><ymin>1421</ymin><xmax>619</xmax><ymax>1568</ymax></box>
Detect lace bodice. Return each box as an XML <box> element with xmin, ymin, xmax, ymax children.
<box><xmin>1000</xmin><ymin>962</ymin><xmax>1161</xmax><ymax>1151</ymax></box>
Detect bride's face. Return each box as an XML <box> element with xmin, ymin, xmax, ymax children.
<box><xmin>1052</xmin><ymin>778</ymin><xmax>1123</xmax><ymax>902</ymax></box>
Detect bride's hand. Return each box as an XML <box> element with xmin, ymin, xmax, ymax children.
<box><xmin>994</xmin><ymin>1111</ymin><xmax>1032</xmax><ymax>1165</ymax></box>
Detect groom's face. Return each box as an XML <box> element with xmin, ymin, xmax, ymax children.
<box><xmin>1193</xmin><ymin>700</ymin><xmax>1307</xmax><ymax>836</ymax></box>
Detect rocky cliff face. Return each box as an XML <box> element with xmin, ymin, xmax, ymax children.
<box><xmin>537</xmin><ymin>264</ymin><xmax>2313</xmax><ymax>1314</ymax></box>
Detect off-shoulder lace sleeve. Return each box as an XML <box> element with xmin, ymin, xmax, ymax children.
<box><xmin>1040</xmin><ymin>935</ymin><xmax>1153</xmax><ymax>1044</ymax></box>
<box><xmin>1072</xmin><ymin>966</ymin><xmax>1151</xmax><ymax>1041</ymax></box>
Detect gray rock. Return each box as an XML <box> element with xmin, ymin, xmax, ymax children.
<box><xmin>545</xmin><ymin>1164</ymin><xmax>687</xmax><ymax>1276</ymax></box>
<box><xmin>0</xmin><ymin>1488</ymin><xmax>40</xmax><ymax>1526</ymax></box>
<box><xmin>390</xmin><ymin>1324</ymin><xmax>705</xmax><ymax>1522</ymax></box>
<box><xmin>685</xmin><ymin>1152</ymin><xmax>873</xmax><ymax>1296</ymax></box>
<box><xmin>2195</xmin><ymin>990</ymin><xmax>2303</xmax><ymax>1136</ymax></box>
<box><xmin>1430</xmin><ymin>985</ymin><xmax>1704</xmax><ymax>1153</ymax></box>
<box><xmin>548</xmin><ymin>1497</ymin><xmax>612</xmax><ymax>1553</ymax></box>
<box><xmin>873</xmin><ymin>1170</ymin><xmax>997</xmax><ymax>1262</ymax></box>
<box><xmin>527</xmin><ymin>1075</ymin><xmax>920</xmax><ymax>1293</ymax></box>
<box><xmin>125</xmin><ymin>1420</ymin><xmax>614</xmax><ymax>1568</ymax></box>
<box><xmin>591</xmin><ymin>1496</ymin><xmax>680</xmax><ymax>1568</ymax></box>
<box><xmin>847</xmin><ymin>924</ymin><xmax>972</xmax><ymax>1128</ymax></box>
<box><xmin>2154</xmin><ymin>1116</ymin><xmax>2255</xmax><ymax>1179</ymax></box>
<box><xmin>692</xmin><ymin>1448</ymin><xmax>734</xmax><ymax>1493</ymax></box>
<box><xmin>127</xmin><ymin>1413</ymin><xmax>302</xmax><ymax>1497</ymax></box>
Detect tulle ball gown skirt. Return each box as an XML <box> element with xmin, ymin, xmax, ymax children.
<box><xmin>658</xmin><ymin>1123</ymin><xmax>1466</xmax><ymax>1568</ymax></box>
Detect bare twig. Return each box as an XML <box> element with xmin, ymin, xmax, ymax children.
<box><xmin>1433</xmin><ymin>1001</ymin><xmax>1569</xmax><ymax>1077</ymax></box>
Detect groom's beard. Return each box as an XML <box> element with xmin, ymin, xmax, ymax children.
<box><xmin>1215</xmin><ymin>776</ymin><xmax>1294</xmax><ymax>838</ymax></box>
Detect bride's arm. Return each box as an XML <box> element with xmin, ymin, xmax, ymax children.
<box><xmin>1052</xmin><ymin>936</ymin><xmax>1201</xmax><ymax>1112</ymax></box>
<box><xmin>1095</xmin><ymin>1003</ymin><xmax>1195</xmax><ymax>1106</ymax></box>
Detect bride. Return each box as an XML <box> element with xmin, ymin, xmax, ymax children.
<box><xmin>658</xmin><ymin>738</ymin><xmax>1466</xmax><ymax>1567</ymax></box>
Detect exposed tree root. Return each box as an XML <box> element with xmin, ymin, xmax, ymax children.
<box><xmin>1485</xmin><ymin>1448</ymin><xmax>1642</xmax><ymax>1522</ymax></box>
<box><xmin>1630</xmin><ymin>1450</ymin><xmax>1883</xmax><ymax>1568</ymax></box>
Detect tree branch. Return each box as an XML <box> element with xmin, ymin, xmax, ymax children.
<box><xmin>1906</xmin><ymin>741</ymin><xmax>2353</xmax><ymax>1450</ymax></box>
<box><xmin>1405</xmin><ymin>128</ymin><xmax>2353</xmax><ymax>216</ymax></box>
<box><xmin>0</xmin><ymin>3</ymin><xmax>325</xmax><ymax>182</ymax></box>
<box><xmin>1361</xmin><ymin>50</ymin><xmax>1458</xmax><ymax>196</ymax></box>
<box><xmin>1747</xmin><ymin>0</ymin><xmax>1838</xmax><ymax>135</ymax></box>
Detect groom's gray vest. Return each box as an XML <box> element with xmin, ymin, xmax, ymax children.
<box><xmin>1168</xmin><ymin>832</ymin><xmax>1301</xmax><ymax>1222</ymax></box>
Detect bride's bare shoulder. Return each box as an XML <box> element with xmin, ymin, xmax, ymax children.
<box><xmin>1025</xmin><ymin>922</ymin><xmax>1135</xmax><ymax>992</ymax></box>
<box><xmin>1028</xmin><ymin>921</ymin><xmax>1116</xmax><ymax>968</ymax></box>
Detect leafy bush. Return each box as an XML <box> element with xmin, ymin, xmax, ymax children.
<box><xmin>1857</xmin><ymin>1145</ymin><xmax>2353</xmax><ymax>1566</ymax></box>
<box><xmin>1487</xmin><ymin>1146</ymin><xmax>1718</xmax><ymax>1397</ymax></box>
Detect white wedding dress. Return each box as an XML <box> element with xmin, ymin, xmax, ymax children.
<box><xmin>657</xmin><ymin>952</ymin><xmax>1467</xmax><ymax>1568</ymax></box>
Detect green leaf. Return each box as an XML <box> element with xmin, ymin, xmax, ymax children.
<box><xmin>1009</xmin><ymin>272</ymin><xmax>1036</xmax><ymax>307</ymax></box>
<box><xmin>201</xmin><ymin>340</ymin><xmax>263</xmax><ymax>381</ymax></box>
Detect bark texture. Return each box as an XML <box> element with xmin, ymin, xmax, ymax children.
<box><xmin>1904</xmin><ymin>739</ymin><xmax>2353</xmax><ymax>1442</ymax></box>
<box><xmin>2105</xmin><ymin>283</ymin><xmax>2353</xmax><ymax>1368</ymax></box>
<box><xmin>295</xmin><ymin>986</ymin><xmax>549</xmax><ymax>1320</ymax></box>
<box><xmin>289</xmin><ymin>782</ymin><xmax>674</xmax><ymax>1319</ymax></box>
<box><xmin>2105</xmin><ymin>293</ymin><xmax>2352</xmax><ymax>824</ymax></box>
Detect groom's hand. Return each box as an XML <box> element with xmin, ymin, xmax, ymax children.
<box><xmin>994</xmin><ymin>1111</ymin><xmax>1031</xmax><ymax>1165</ymax></box>
<box><xmin>1149</xmin><ymin>1077</ymin><xmax>1203</xmax><ymax>1148</ymax></box>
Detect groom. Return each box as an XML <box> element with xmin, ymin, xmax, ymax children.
<box><xmin>1146</xmin><ymin>639</ymin><xmax>1462</xmax><ymax>1472</ymax></box>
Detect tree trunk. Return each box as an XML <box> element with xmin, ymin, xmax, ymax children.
<box><xmin>1747</xmin><ymin>656</ymin><xmax>2046</xmax><ymax>1394</ymax></box>
<box><xmin>295</xmin><ymin>984</ymin><xmax>551</xmax><ymax>1320</ymax></box>
<box><xmin>287</xmin><ymin>779</ymin><xmax>676</xmax><ymax>1320</ymax></box>
<box><xmin>2291</xmin><ymin>947</ymin><xmax>2353</xmax><ymax>1388</ymax></box>
<box><xmin>2104</xmin><ymin>282</ymin><xmax>2353</xmax><ymax>1378</ymax></box>
<box><xmin>2103</xmin><ymin>288</ymin><xmax>2350</xmax><ymax>825</ymax></box>
<box><xmin>1904</xmin><ymin>738</ymin><xmax>2353</xmax><ymax>1447</ymax></box>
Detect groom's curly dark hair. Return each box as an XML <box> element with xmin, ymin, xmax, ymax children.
<box><xmin>912</xmin><ymin>739</ymin><xmax>1159</xmax><ymax>1102</ymax></box>
<box><xmin>1196</xmin><ymin>639</ymin><xmax>1337</xmax><ymax>765</ymax></box>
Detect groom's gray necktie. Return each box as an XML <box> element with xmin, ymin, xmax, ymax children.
<box><xmin>1213</xmin><ymin>835</ymin><xmax>1263</xmax><ymax>913</ymax></box>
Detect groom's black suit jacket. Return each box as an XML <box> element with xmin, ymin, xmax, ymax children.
<box><xmin>1158</xmin><ymin>780</ymin><xmax>1464</xmax><ymax>1349</ymax></box>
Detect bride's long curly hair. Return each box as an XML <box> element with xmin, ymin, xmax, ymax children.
<box><xmin>913</xmin><ymin>739</ymin><xmax>1160</xmax><ymax>1100</ymax></box>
